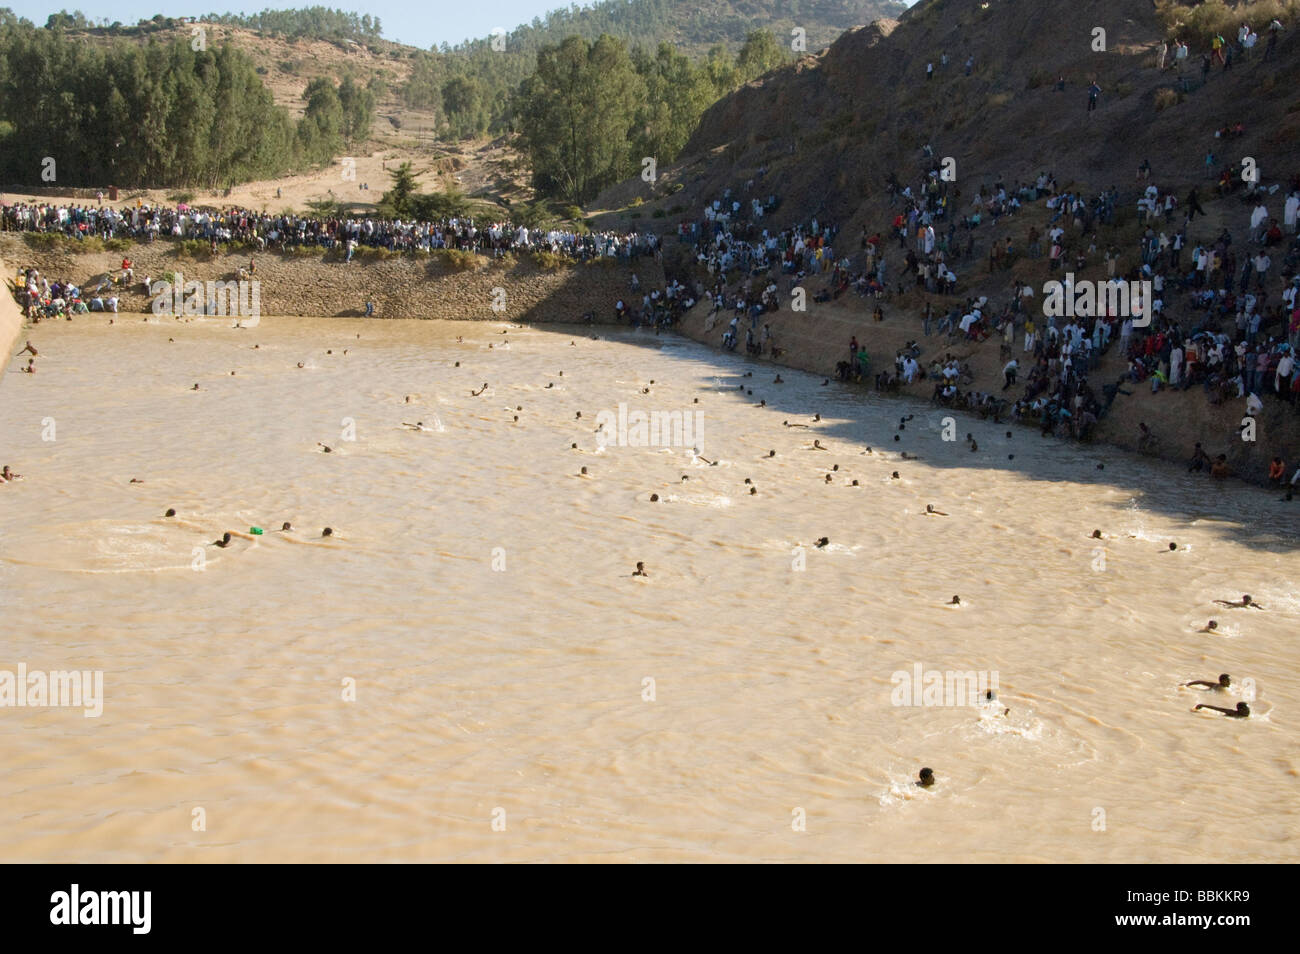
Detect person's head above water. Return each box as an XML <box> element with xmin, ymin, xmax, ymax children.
<box><xmin>164</xmin><ymin>508</ymin><xmax>176</xmax><ymax>517</ymax></box>
<box><xmin>281</xmin><ymin>522</ymin><xmax>292</xmax><ymax>531</ymax></box>
<box><xmin>322</xmin><ymin>527</ymin><xmax>333</xmax><ymax>537</ymax></box>
<box><xmin>917</xmin><ymin>768</ymin><xmax>935</xmax><ymax>787</ymax></box>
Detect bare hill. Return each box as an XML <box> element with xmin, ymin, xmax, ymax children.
<box><xmin>596</xmin><ymin>0</ymin><xmax>1299</xmax><ymax>232</ymax></box>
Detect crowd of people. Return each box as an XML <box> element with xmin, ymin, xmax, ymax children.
<box><xmin>0</xmin><ymin>199</ymin><xmax>660</xmax><ymax>263</ymax></box>
<box><xmin>9</xmin><ymin>264</ymin><xmax>121</xmax><ymax>321</ymax></box>
<box><xmin>671</xmin><ymin>16</ymin><xmax>1299</xmax><ymax>490</ymax></box>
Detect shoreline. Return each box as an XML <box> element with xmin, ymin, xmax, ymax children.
<box><xmin>0</xmin><ymin>256</ymin><xmax>23</xmax><ymax>366</ymax></box>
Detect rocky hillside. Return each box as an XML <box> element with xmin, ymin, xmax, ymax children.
<box><xmin>597</xmin><ymin>0</ymin><xmax>1299</xmax><ymax>234</ymax></box>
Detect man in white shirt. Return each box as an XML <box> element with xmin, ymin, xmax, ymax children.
<box><xmin>1002</xmin><ymin>358</ymin><xmax>1018</xmax><ymax>390</ymax></box>
<box><xmin>1253</xmin><ymin>252</ymin><xmax>1271</xmax><ymax>290</ymax></box>
<box><xmin>1251</xmin><ymin>202</ymin><xmax>1269</xmax><ymax>242</ymax></box>
<box><xmin>1276</xmin><ymin>351</ymin><xmax>1294</xmax><ymax>395</ymax></box>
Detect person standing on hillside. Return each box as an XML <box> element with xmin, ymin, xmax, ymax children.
<box><xmin>1253</xmin><ymin>250</ymin><xmax>1271</xmax><ymax>290</ymax></box>
<box><xmin>1186</xmin><ymin>187</ymin><xmax>1206</xmax><ymax>222</ymax></box>
<box><xmin>965</xmin><ymin>55</ymin><xmax>974</xmax><ymax>76</ymax></box>
<box><xmin>1264</xmin><ymin>19</ymin><xmax>1283</xmax><ymax>61</ymax></box>
<box><xmin>1250</xmin><ymin>200</ymin><xmax>1269</xmax><ymax>242</ymax></box>
<box><xmin>1211</xmin><ymin>33</ymin><xmax>1226</xmax><ymax>65</ymax></box>
<box><xmin>1087</xmin><ymin>80</ymin><xmax>1101</xmax><ymax>112</ymax></box>
<box><xmin>926</xmin><ymin>61</ymin><xmax>934</xmax><ymax>80</ymax></box>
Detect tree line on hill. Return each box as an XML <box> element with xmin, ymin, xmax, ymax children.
<box><xmin>34</xmin><ymin>6</ymin><xmax>381</xmax><ymax>41</ymax></box>
<box><xmin>0</xmin><ymin>1</ymin><xmax>894</xmax><ymax>204</ymax></box>
<box><xmin>400</xmin><ymin>0</ymin><xmax>905</xmax><ymax>143</ymax></box>
<box><xmin>0</xmin><ymin>10</ymin><xmax>374</xmax><ymax>189</ymax></box>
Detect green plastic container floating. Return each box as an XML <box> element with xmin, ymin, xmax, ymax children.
<box><xmin>250</xmin><ymin>526</ymin><xmax>264</xmax><ymax>535</ymax></box>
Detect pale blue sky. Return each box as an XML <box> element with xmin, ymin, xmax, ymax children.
<box><xmin>6</xmin><ymin>1</ymin><xmax>918</xmax><ymax>49</ymax></box>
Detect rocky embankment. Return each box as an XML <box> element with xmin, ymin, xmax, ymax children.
<box><xmin>0</xmin><ymin>234</ymin><xmax>662</xmax><ymax>323</ymax></box>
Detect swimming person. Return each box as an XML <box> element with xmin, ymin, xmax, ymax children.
<box><xmin>1194</xmin><ymin>702</ymin><xmax>1250</xmax><ymax>718</ymax></box>
<box><xmin>1184</xmin><ymin>674</ymin><xmax>1231</xmax><ymax>689</ymax></box>
<box><xmin>1198</xmin><ymin>620</ymin><xmax>1220</xmax><ymax>633</ymax></box>
<box><xmin>632</xmin><ymin>561</ymin><xmax>648</xmax><ymax>577</ymax></box>
<box><xmin>924</xmin><ymin>504</ymin><xmax>948</xmax><ymax>516</ymax></box>
<box><xmin>982</xmin><ymin>689</ymin><xmax>1009</xmax><ymax>716</ymax></box>
<box><xmin>916</xmin><ymin>768</ymin><xmax>935</xmax><ymax>788</ymax></box>
<box><xmin>1214</xmin><ymin>595</ymin><xmax>1263</xmax><ymax>609</ymax></box>
<box><xmin>211</xmin><ymin>532</ymin><xmax>232</xmax><ymax>548</ymax></box>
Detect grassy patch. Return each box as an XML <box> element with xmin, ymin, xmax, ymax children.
<box><xmin>1156</xmin><ymin>0</ymin><xmax>1298</xmax><ymax>46</ymax></box>
<box><xmin>432</xmin><ymin>248</ymin><xmax>480</xmax><ymax>272</ymax></box>
<box><xmin>529</xmin><ymin>250</ymin><xmax>574</xmax><ymax>270</ymax></box>
<box><xmin>1154</xmin><ymin>87</ymin><xmax>1182</xmax><ymax>111</ymax></box>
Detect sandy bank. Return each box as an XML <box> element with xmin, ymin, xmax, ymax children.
<box><xmin>0</xmin><ymin>256</ymin><xmax>24</xmax><ymax>373</ymax></box>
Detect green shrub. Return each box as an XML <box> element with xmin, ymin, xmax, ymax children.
<box><xmin>174</xmin><ymin>239</ymin><xmax>212</xmax><ymax>259</ymax></box>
